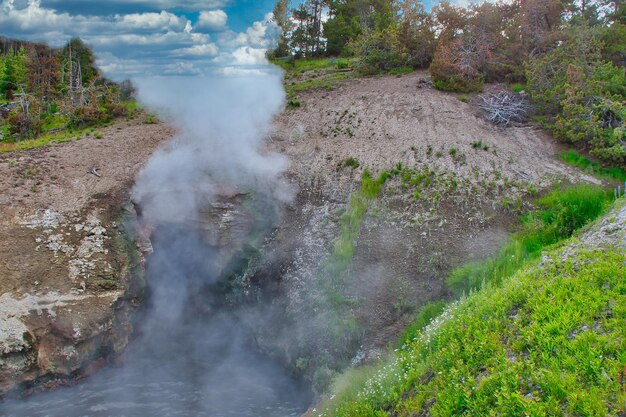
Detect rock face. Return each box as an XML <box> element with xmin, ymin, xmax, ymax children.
<box><xmin>0</xmin><ymin>119</ymin><xmax>173</xmax><ymax>398</ymax></box>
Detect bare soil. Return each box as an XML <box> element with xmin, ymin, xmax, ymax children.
<box><xmin>272</xmin><ymin>71</ymin><xmax>595</xmax><ymax>189</ymax></box>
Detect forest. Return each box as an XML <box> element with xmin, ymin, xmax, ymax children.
<box><xmin>270</xmin><ymin>0</ymin><xmax>626</xmax><ymax>167</ymax></box>
<box><xmin>0</xmin><ymin>37</ymin><xmax>133</xmax><ymax>144</ymax></box>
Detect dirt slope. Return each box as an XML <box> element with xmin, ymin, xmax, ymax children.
<box><xmin>261</xmin><ymin>71</ymin><xmax>598</xmax><ymax>368</ymax></box>
<box><xmin>273</xmin><ymin>72</ymin><xmax>594</xmax><ymax>188</ymax></box>
<box><xmin>0</xmin><ymin>119</ymin><xmax>173</xmax><ymax>397</ymax></box>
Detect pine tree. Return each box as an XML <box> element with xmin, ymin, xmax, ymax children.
<box><xmin>0</xmin><ymin>54</ymin><xmax>18</xmax><ymax>100</ymax></box>
<box><xmin>272</xmin><ymin>0</ymin><xmax>293</xmax><ymax>57</ymax></box>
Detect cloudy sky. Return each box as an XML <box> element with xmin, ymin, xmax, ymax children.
<box><xmin>0</xmin><ymin>0</ymin><xmax>465</xmax><ymax>80</ymax></box>
<box><xmin>0</xmin><ymin>0</ymin><xmax>283</xmax><ymax>79</ymax></box>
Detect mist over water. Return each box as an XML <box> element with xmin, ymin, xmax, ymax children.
<box><xmin>0</xmin><ymin>70</ymin><xmax>313</xmax><ymax>416</ymax></box>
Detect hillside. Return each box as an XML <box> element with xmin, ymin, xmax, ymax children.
<box><xmin>314</xmin><ymin>199</ymin><xmax>626</xmax><ymax>416</ymax></box>
<box><xmin>0</xmin><ymin>49</ymin><xmax>623</xmax><ymax>415</ymax></box>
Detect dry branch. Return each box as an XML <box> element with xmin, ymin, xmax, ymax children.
<box><xmin>476</xmin><ymin>91</ymin><xmax>532</xmax><ymax>126</ymax></box>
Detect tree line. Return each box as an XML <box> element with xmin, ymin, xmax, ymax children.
<box><xmin>270</xmin><ymin>0</ymin><xmax>626</xmax><ymax>166</ymax></box>
<box><xmin>0</xmin><ymin>37</ymin><xmax>133</xmax><ymax>141</ymax></box>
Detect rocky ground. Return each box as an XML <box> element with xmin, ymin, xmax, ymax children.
<box><xmin>0</xmin><ymin>118</ymin><xmax>173</xmax><ymax>397</ymax></box>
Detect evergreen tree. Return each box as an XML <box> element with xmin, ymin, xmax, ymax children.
<box><xmin>0</xmin><ymin>54</ymin><xmax>18</xmax><ymax>100</ymax></box>
<box><xmin>272</xmin><ymin>0</ymin><xmax>293</xmax><ymax>57</ymax></box>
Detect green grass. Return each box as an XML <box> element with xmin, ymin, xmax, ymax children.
<box><xmin>0</xmin><ymin>126</ymin><xmax>93</xmax><ymax>153</ymax></box>
<box><xmin>560</xmin><ymin>149</ymin><xmax>626</xmax><ymax>182</ymax></box>
<box><xmin>398</xmin><ymin>301</ymin><xmax>448</xmax><ymax>347</ymax></box>
<box><xmin>340</xmin><ymin>157</ymin><xmax>360</xmax><ymax>170</ymax></box>
<box><xmin>447</xmin><ymin>184</ymin><xmax>611</xmax><ymax>297</ymax></box>
<box><xmin>322</xmin><ymin>169</ymin><xmax>390</xmax><ymax>301</ymax></box>
<box><xmin>317</xmin><ymin>199</ymin><xmax>626</xmax><ymax>417</ymax></box>
<box><xmin>471</xmin><ymin>140</ymin><xmax>490</xmax><ymax>151</ymax></box>
<box><xmin>320</xmin><ymin>245</ymin><xmax>626</xmax><ymax>417</ymax></box>
<box><xmin>511</xmin><ymin>83</ymin><xmax>527</xmax><ymax>93</ymax></box>
<box><xmin>41</xmin><ymin>113</ymin><xmax>68</xmax><ymax>131</ymax></box>
<box><xmin>123</xmin><ymin>99</ymin><xmax>139</xmax><ymax>113</ymax></box>
<box><xmin>285</xmin><ymin>71</ymin><xmax>354</xmax><ymax>96</ymax></box>
<box><xmin>306</xmin><ymin>169</ymin><xmax>392</xmax><ymax>390</ymax></box>
<box><xmin>272</xmin><ymin>57</ymin><xmax>353</xmax><ymax>73</ymax></box>
<box><xmin>143</xmin><ymin>114</ymin><xmax>158</xmax><ymax>124</ymax></box>
<box><xmin>388</xmin><ymin>66</ymin><xmax>414</xmax><ymax>76</ymax></box>
<box><xmin>287</xmin><ymin>99</ymin><xmax>302</xmax><ymax>108</ymax></box>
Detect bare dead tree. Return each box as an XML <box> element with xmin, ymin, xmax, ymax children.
<box><xmin>61</xmin><ymin>43</ymin><xmax>84</xmax><ymax>109</ymax></box>
<box><xmin>476</xmin><ymin>91</ymin><xmax>532</xmax><ymax>126</ymax></box>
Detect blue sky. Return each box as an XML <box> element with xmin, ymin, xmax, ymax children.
<box><xmin>0</xmin><ymin>1</ymin><xmax>467</xmax><ymax>79</ymax></box>
<box><xmin>0</xmin><ymin>0</ymin><xmax>282</xmax><ymax>79</ymax></box>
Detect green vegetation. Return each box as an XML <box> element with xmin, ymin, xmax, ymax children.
<box><xmin>143</xmin><ymin>114</ymin><xmax>158</xmax><ymax>125</ymax></box>
<box><xmin>511</xmin><ymin>83</ymin><xmax>527</xmax><ymax>93</ymax></box>
<box><xmin>398</xmin><ymin>300</ymin><xmax>447</xmax><ymax>346</ymax></box>
<box><xmin>287</xmin><ymin>99</ymin><xmax>302</xmax><ymax>108</ymax></box>
<box><xmin>471</xmin><ymin>140</ymin><xmax>489</xmax><ymax>151</ymax></box>
<box><xmin>448</xmin><ymin>185</ymin><xmax>611</xmax><ymax>296</ymax></box>
<box><xmin>388</xmin><ymin>66</ymin><xmax>414</xmax><ymax>76</ymax></box>
<box><xmin>320</xmin><ymin>241</ymin><xmax>626</xmax><ymax>416</ymax></box>
<box><xmin>322</xmin><ymin>170</ymin><xmax>388</xmax><ymax>305</ymax></box>
<box><xmin>0</xmin><ymin>124</ymin><xmax>97</xmax><ymax>153</ymax></box>
<box><xmin>300</xmin><ymin>169</ymin><xmax>392</xmax><ymax>393</ymax></box>
<box><xmin>560</xmin><ymin>149</ymin><xmax>626</xmax><ymax>182</ymax></box>
<box><xmin>273</xmin><ymin>57</ymin><xmax>348</xmax><ymax>72</ymax></box>
<box><xmin>285</xmin><ymin>70</ymin><xmax>353</xmax><ymax>96</ymax></box>
<box><xmin>527</xmin><ymin>26</ymin><xmax>626</xmax><ymax>166</ymax></box>
<box><xmin>340</xmin><ymin>157</ymin><xmax>360</xmax><ymax>169</ymax></box>
<box><xmin>0</xmin><ymin>36</ymin><xmax>136</xmax><ymax>146</ymax></box>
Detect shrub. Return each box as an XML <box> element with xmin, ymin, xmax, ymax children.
<box><xmin>429</xmin><ymin>34</ymin><xmax>486</xmax><ymax>93</ymax></box>
<box><xmin>432</xmin><ymin>75</ymin><xmax>483</xmax><ymax>93</ymax></box>
<box><xmin>105</xmin><ymin>102</ymin><xmax>128</xmax><ymax>118</ymax></box>
<box><xmin>143</xmin><ymin>114</ymin><xmax>158</xmax><ymax>124</ymax></box>
<box><xmin>353</xmin><ymin>28</ymin><xmax>408</xmax><ymax>76</ymax></box>
<box><xmin>341</xmin><ymin>157</ymin><xmax>360</xmax><ymax>169</ymax></box>
<box><xmin>68</xmin><ymin>105</ymin><xmax>103</xmax><ymax>128</ymax></box>
<box><xmin>526</xmin><ymin>26</ymin><xmax>626</xmax><ymax>166</ymax></box>
<box><xmin>7</xmin><ymin>109</ymin><xmax>42</xmax><ymax>140</ymax></box>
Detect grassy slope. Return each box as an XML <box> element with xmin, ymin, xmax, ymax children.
<box><xmin>317</xmin><ymin>201</ymin><xmax>626</xmax><ymax>417</ymax></box>
<box><xmin>0</xmin><ymin>101</ymin><xmax>143</xmax><ymax>154</ymax></box>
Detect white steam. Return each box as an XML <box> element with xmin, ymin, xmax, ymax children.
<box><xmin>132</xmin><ymin>71</ymin><xmax>290</xmax><ymax>224</ymax></box>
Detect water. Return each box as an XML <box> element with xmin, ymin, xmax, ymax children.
<box><xmin>0</xmin><ymin>225</ymin><xmax>312</xmax><ymax>417</ymax></box>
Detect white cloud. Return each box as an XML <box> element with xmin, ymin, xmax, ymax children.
<box><xmin>121</xmin><ymin>0</ymin><xmax>228</xmax><ymax>10</ymax></box>
<box><xmin>43</xmin><ymin>0</ymin><xmax>230</xmax><ymax>11</ymax></box>
<box><xmin>240</xmin><ymin>12</ymin><xmax>278</xmax><ymax>48</ymax></box>
<box><xmin>90</xmin><ymin>31</ymin><xmax>209</xmax><ymax>47</ymax></box>
<box><xmin>174</xmin><ymin>43</ymin><xmax>219</xmax><ymax>57</ymax></box>
<box><xmin>232</xmin><ymin>46</ymin><xmax>267</xmax><ymax>66</ymax></box>
<box><xmin>196</xmin><ymin>10</ymin><xmax>228</xmax><ymax>31</ymax></box>
<box><xmin>116</xmin><ymin>11</ymin><xmax>187</xmax><ymax>31</ymax></box>
<box><xmin>0</xmin><ymin>0</ymin><xmax>280</xmax><ymax>78</ymax></box>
